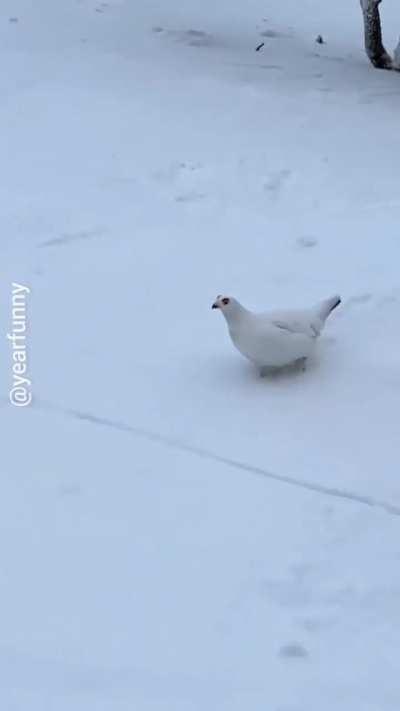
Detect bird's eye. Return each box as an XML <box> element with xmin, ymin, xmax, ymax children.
<box><xmin>222</xmin><ymin>297</ymin><xmax>230</xmax><ymax>305</ymax></box>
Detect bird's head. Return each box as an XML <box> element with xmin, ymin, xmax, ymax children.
<box><xmin>211</xmin><ymin>295</ymin><xmax>243</xmax><ymax>319</ymax></box>
<box><xmin>212</xmin><ymin>295</ymin><xmax>231</xmax><ymax>310</ymax></box>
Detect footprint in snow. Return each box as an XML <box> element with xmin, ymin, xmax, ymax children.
<box><xmin>175</xmin><ymin>191</ymin><xmax>206</xmax><ymax>203</ymax></box>
<box><xmin>260</xmin><ymin>29</ymin><xmax>292</xmax><ymax>39</ymax></box>
<box><xmin>263</xmin><ymin>169</ymin><xmax>291</xmax><ymax>198</ymax></box>
<box><xmin>278</xmin><ymin>642</ymin><xmax>309</xmax><ymax>659</ymax></box>
<box><xmin>153</xmin><ymin>161</ymin><xmax>201</xmax><ymax>185</ymax></box>
<box><xmin>152</xmin><ymin>27</ymin><xmax>217</xmax><ymax>48</ymax></box>
<box><xmin>296</xmin><ymin>236</ymin><xmax>318</xmax><ymax>249</ymax></box>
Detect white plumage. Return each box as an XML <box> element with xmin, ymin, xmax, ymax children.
<box><xmin>212</xmin><ymin>294</ymin><xmax>341</xmax><ymax>373</ymax></box>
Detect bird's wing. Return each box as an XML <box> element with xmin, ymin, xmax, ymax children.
<box><xmin>266</xmin><ymin>309</ymin><xmax>318</xmax><ymax>338</ymax></box>
<box><xmin>272</xmin><ymin>319</ymin><xmax>317</xmax><ymax>337</ymax></box>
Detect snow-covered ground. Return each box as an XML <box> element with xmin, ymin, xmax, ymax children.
<box><xmin>3</xmin><ymin>0</ymin><xmax>400</xmax><ymax>708</ymax></box>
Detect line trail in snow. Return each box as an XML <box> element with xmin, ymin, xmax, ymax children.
<box><xmin>36</xmin><ymin>400</ymin><xmax>400</xmax><ymax>517</ymax></box>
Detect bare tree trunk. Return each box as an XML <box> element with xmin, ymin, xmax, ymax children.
<box><xmin>360</xmin><ymin>0</ymin><xmax>394</xmax><ymax>69</ymax></box>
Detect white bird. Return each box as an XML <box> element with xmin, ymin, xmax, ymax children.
<box><xmin>212</xmin><ymin>293</ymin><xmax>341</xmax><ymax>374</ymax></box>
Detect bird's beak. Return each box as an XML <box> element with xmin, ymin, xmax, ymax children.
<box><xmin>212</xmin><ymin>302</ymin><xmax>219</xmax><ymax>309</ymax></box>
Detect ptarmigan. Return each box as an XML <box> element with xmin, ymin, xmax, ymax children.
<box><xmin>212</xmin><ymin>294</ymin><xmax>341</xmax><ymax>374</ymax></box>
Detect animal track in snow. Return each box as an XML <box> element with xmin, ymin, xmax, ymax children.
<box><xmin>343</xmin><ymin>293</ymin><xmax>373</xmax><ymax>311</ymax></box>
<box><xmin>278</xmin><ymin>642</ymin><xmax>309</xmax><ymax>659</ymax></box>
<box><xmin>260</xmin><ymin>29</ymin><xmax>291</xmax><ymax>39</ymax></box>
<box><xmin>296</xmin><ymin>236</ymin><xmax>318</xmax><ymax>249</ymax></box>
<box><xmin>314</xmin><ymin>53</ymin><xmax>346</xmax><ymax>64</ymax></box>
<box><xmin>232</xmin><ymin>62</ymin><xmax>284</xmax><ymax>72</ymax></box>
<box><xmin>38</xmin><ymin>228</ymin><xmax>107</xmax><ymax>249</ymax></box>
<box><xmin>35</xmin><ymin>400</ymin><xmax>400</xmax><ymax>518</ymax></box>
<box><xmin>152</xmin><ymin>161</ymin><xmax>202</xmax><ymax>185</ymax></box>
<box><xmin>152</xmin><ymin>27</ymin><xmax>217</xmax><ymax>48</ymax></box>
<box><xmin>263</xmin><ymin>169</ymin><xmax>292</xmax><ymax>198</ymax></box>
<box><xmin>175</xmin><ymin>191</ymin><xmax>206</xmax><ymax>203</ymax></box>
<box><xmin>153</xmin><ymin>161</ymin><xmax>205</xmax><ymax>202</ymax></box>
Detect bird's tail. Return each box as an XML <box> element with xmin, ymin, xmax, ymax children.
<box><xmin>315</xmin><ymin>294</ymin><xmax>341</xmax><ymax>323</ymax></box>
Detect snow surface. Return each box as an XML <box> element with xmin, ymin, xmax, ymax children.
<box><xmin>3</xmin><ymin>0</ymin><xmax>400</xmax><ymax>708</ymax></box>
